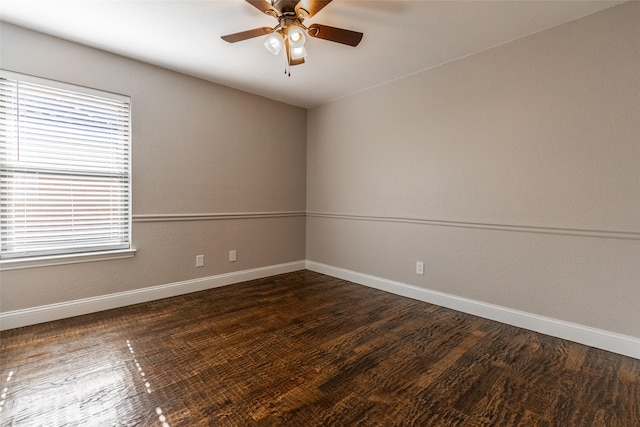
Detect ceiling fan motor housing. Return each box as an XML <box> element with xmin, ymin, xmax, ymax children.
<box><xmin>270</xmin><ymin>0</ymin><xmax>308</xmax><ymax>17</ymax></box>
<box><xmin>267</xmin><ymin>0</ymin><xmax>309</xmax><ymax>32</ymax></box>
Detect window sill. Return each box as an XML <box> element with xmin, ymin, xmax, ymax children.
<box><xmin>0</xmin><ymin>249</ymin><xmax>137</xmax><ymax>271</ymax></box>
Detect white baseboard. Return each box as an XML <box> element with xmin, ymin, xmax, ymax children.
<box><xmin>3</xmin><ymin>260</ymin><xmax>638</xmax><ymax>360</ymax></box>
<box><xmin>0</xmin><ymin>261</ymin><xmax>306</xmax><ymax>331</ymax></box>
<box><xmin>306</xmin><ymin>261</ymin><xmax>640</xmax><ymax>360</ymax></box>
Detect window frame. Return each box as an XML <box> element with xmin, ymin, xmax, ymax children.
<box><xmin>0</xmin><ymin>70</ymin><xmax>135</xmax><ymax>270</ymax></box>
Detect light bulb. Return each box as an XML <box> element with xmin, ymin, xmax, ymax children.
<box><xmin>287</xmin><ymin>27</ymin><xmax>306</xmax><ymax>48</ymax></box>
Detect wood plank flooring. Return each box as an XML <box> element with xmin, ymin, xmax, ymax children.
<box><xmin>1</xmin><ymin>270</ymin><xmax>638</xmax><ymax>426</ymax></box>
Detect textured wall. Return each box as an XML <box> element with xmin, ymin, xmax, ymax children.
<box><xmin>306</xmin><ymin>2</ymin><xmax>640</xmax><ymax>337</ymax></box>
<box><xmin>0</xmin><ymin>23</ymin><xmax>307</xmax><ymax>311</ymax></box>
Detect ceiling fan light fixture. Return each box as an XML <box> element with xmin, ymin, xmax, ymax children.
<box><xmin>221</xmin><ymin>0</ymin><xmax>364</xmax><ymax>70</ymax></box>
<box><xmin>264</xmin><ymin>31</ymin><xmax>284</xmax><ymax>55</ymax></box>
<box><xmin>287</xmin><ymin>26</ymin><xmax>306</xmax><ymax>48</ymax></box>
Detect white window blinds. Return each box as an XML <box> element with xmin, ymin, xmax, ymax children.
<box><xmin>0</xmin><ymin>71</ymin><xmax>131</xmax><ymax>260</ymax></box>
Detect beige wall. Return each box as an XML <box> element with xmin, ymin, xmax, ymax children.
<box><xmin>307</xmin><ymin>2</ymin><xmax>640</xmax><ymax>337</ymax></box>
<box><xmin>0</xmin><ymin>23</ymin><xmax>307</xmax><ymax>311</ymax></box>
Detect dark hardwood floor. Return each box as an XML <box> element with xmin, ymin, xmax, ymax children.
<box><xmin>1</xmin><ymin>270</ymin><xmax>638</xmax><ymax>426</ymax></box>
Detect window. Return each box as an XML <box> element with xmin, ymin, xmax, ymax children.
<box><xmin>0</xmin><ymin>70</ymin><xmax>131</xmax><ymax>263</ymax></box>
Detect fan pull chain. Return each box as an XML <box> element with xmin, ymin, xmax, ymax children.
<box><xmin>283</xmin><ymin>53</ymin><xmax>293</xmax><ymax>77</ymax></box>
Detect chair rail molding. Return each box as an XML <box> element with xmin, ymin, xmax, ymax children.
<box><xmin>134</xmin><ymin>211</ymin><xmax>306</xmax><ymax>223</ymax></box>
<box><xmin>307</xmin><ymin>211</ymin><xmax>640</xmax><ymax>240</ymax></box>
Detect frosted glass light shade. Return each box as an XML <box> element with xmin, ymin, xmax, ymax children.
<box><xmin>264</xmin><ymin>32</ymin><xmax>284</xmax><ymax>55</ymax></box>
<box><xmin>290</xmin><ymin>45</ymin><xmax>307</xmax><ymax>59</ymax></box>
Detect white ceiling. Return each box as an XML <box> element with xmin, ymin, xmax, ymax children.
<box><xmin>0</xmin><ymin>0</ymin><xmax>623</xmax><ymax>108</ymax></box>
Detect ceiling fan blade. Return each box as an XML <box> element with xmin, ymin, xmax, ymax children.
<box><xmin>307</xmin><ymin>24</ymin><xmax>363</xmax><ymax>47</ymax></box>
<box><xmin>245</xmin><ymin>0</ymin><xmax>274</xmax><ymax>14</ymax></box>
<box><xmin>221</xmin><ymin>27</ymin><xmax>273</xmax><ymax>43</ymax></box>
<box><xmin>295</xmin><ymin>0</ymin><xmax>332</xmax><ymax>18</ymax></box>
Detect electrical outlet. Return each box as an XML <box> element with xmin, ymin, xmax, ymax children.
<box><xmin>416</xmin><ymin>261</ymin><xmax>424</xmax><ymax>275</ymax></box>
<box><xmin>196</xmin><ymin>255</ymin><xmax>204</xmax><ymax>267</ymax></box>
<box><xmin>229</xmin><ymin>250</ymin><xmax>237</xmax><ymax>262</ymax></box>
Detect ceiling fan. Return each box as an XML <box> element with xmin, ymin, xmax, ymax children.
<box><xmin>221</xmin><ymin>0</ymin><xmax>363</xmax><ymax>72</ymax></box>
